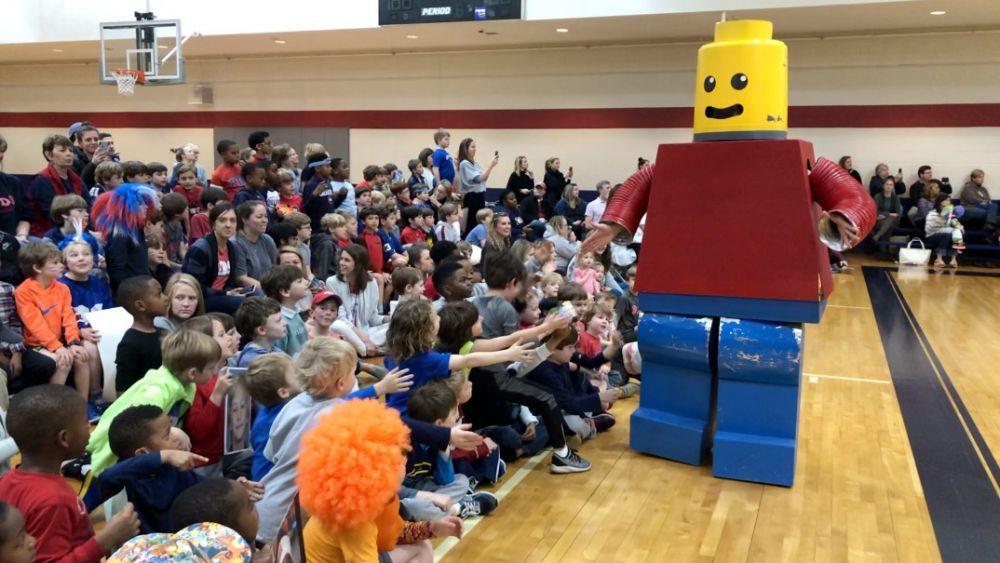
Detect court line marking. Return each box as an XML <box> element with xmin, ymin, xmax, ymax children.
<box><xmin>804</xmin><ymin>372</ymin><xmax>890</xmax><ymax>385</ymax></box>
<box><xmin>826</xmin><ymin>304</ymin><xmax>873</xmax><ymax>310</ymax></box>
<box><xmin>433</xmin><ymin>449</ymin><xmax>549</xmax><ymax>561</ymax></box>
<box><xmin>885</xmin><ymin>271</ymin><xmax>1000</xmax><ymax>496</ymax></box>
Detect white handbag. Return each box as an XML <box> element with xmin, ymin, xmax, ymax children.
<box><xmin>898</xmin><ymin>238</ymin><xmax>931</xmax><ymax>266</ymax></box>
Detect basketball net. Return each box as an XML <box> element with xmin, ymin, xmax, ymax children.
<box><xmin>110</xmin><ymin>68</ymin><xmax>145</xmax><ymax>96</ymax></box>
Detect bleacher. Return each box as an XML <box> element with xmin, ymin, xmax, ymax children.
<box><xmin>872</xmin><ymin>198</ymin><xmax>1000</xmax><ymax>256</ymax></box>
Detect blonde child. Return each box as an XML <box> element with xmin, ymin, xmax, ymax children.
<box><xmin>57</xmin><ymin>240</ymin><xmax>110</xmax><ymax>408</ymax></box>
<box><xmin>255</xmin><ymin>338</ymin><xmax>411</xmax><ymax>541</ymax></box>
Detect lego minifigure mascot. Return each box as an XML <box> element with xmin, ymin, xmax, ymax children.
<box><xmin>583</xmin><ymin>20</ymin><xmax>875</xmax><ymax>486</ymax></box>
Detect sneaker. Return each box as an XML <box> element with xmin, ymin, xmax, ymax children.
<box><xmin>61</xmin><ymin>452</ymin><xmax>92</xmax><ymax>480</ymax></box>
<box><xmin>458</xmin><ymin>492</ymin><xmax>499</xmax><ymax>518</ymax></box>
<box><xmin>550</xmin><ymin>449</ymin><xmax>592</xmax><ymax>474</ymax></box>
<box><xmin>466</xmin><ymin>476</ymin><xmax>479</xmax><ymax>494</ymax></box>
<box><xmin>591</xmin><ymin>412</ymin><xmax>616</xmax><ymax>432</ymax></box>
<box><xmin>618</xmin><ymin>382</ymin><xmax>641</xmax><ymax>398</ymax></box>
<box><xmin>86</xmin><ymin>402</ymin><xmax>103</xmax><ymax>424</ymax></box>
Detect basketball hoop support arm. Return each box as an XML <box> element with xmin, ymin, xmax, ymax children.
<box><xmin>160</xmin><ymin>32</ymin><xmax>199</xmax><ymax>66</ymax></box>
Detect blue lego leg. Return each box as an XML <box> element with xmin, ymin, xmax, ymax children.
<box><xmin>630</xmin><ymin>312</ymin><xmax>715</xmax><ymax>466</ymax></box>
<box><xmin>713</xmin><ymin>318</ymin><xmax>803</xmax><ymax>486</ymax></box>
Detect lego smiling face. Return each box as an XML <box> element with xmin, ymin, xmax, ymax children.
<box><xmin>693</xmin><ymin>20</ymin><xmax>788</xmax><ymax>141</ymax></box>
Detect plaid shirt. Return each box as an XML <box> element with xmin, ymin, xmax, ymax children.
<box><xmin>0</xmin><ymin>282</ymin><xmax>25</xmax><ymax>354</ymax></box>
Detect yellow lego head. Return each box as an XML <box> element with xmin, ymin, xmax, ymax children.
<box><xmin>693</xmin><ymin>20</ymin><xmax>788</xmax><ymax>141</ymax></box>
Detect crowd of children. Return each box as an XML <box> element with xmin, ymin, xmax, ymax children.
<box><xmin>0</xmin><ymin>125</ymin><xmax>646</xmax><ymax>561</ymax></box>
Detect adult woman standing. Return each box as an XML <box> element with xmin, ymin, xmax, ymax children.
<box><xmin>29</xmin><ymin>135</ymin><xmax>89</xmax><ymax>237</ymax></box>
<box><xmin>233</xmin><ymin>201</ymin><xmax>277</xmax><ymax>290</ymax></box>
<box><xmin>182</xmin><ymin>202</ymin><xmax>249</xmax><ymax>314</ymax></box>
<box><xmin>554</xmin><ymin>183</ymin><xmax>587</xmax><ymax>237</ymax></box>
<box><xmin>271</xmin><ymin>143</ymin><xmax>301</xmax><ymax>194</ymax></box>
<box><xmin>504</xmin><ymin>156</ymin><xmax>534</xmax><ymax>203</ymax></box>
<box><xmin>545</xmin><ymin>215</ymin><xmax>579</xmax><ymax>274</ymax></box>
<box><xmin>480</xmin><ymin>212</ymin><xmax>513</xmax><ymax>274</ymax></box>
<box><xmin>169</xmin><ymin>143</ymin><xmax>207</xmax><ymax>187</ymax></box>
<box><xmin>325</xmin><ymin>244</ymin><xmax>388</xmax><ymax>355</ymax></box>
<box><xmin>543</xmin><ymin>157</ymin><xmax>572</xmax><ymax>210</ymax></box>
<box><xmin>458</xmin><ymin>138</ymin><xmax>499</xmax><ymax>237</ymax></box>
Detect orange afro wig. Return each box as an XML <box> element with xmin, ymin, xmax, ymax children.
<box><xmin>296</xmin><ymin>399</ymin><xmax>411</xmax><ymax>530</ymax></box>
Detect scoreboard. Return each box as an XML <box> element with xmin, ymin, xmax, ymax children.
<box><xmin>379</xmin><ymin>0</ymin><xmax>523</xmax><ymax>25</ymax></box>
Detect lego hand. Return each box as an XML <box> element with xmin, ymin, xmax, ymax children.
<box><xmin>581</xmin><ymin>224</ymin><xmax>621</xmax><ymax>254</ymax></box>
<box><xmin>236</xmin><ymin>476</ymin><xmax>266</xmax><ymax>501</ymax></box>
<box><xmin>430</xmin><ymin>516</ymin><xmax>464</xmax><ymax>538</ymax></box>
<box><xmin>822</xmin><ymin>210</ymin><xmax>859</xmax><ymax>248</ymax></box>
<box><xmin>161</xmin><ymin>449</ymin><xmax>209</xmax><ymax>471</ymax></box>
<box><xmin>374</xmin><ymin>367</ymin><xmax>413</xmax><ymax>396</ymax></box>
<box><xmin>96</xmin><ymin>503</ymin><xmax>140</xmax><ymax>554</ymax></box>
<box><xmin>450</xmin><ymin>423</ymin><xmax>485</xmax><ymax>451</ymax></box>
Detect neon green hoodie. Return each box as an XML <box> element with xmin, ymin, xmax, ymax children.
<box><xmin>86</xmin><ymin>365</ymin><xmax>195</xmax><ymax>476</ymax></box>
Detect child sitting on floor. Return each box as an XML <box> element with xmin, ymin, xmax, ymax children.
<box><xmin>234</xmin><ymin>297</ymin><xmax>285</xmax><ymax>368</ymax></box>
<box><xmin>0</xmin><ymin>385</ymin><xmax>139</xmax><ymax>561</ymax></box>
<box><xmin>405</xmin><ymin>381</ymin><xmax>499</xmax><ymax>519</ymax></box>
<box><xmin>299</xmin><ymin>399</ymin><xmax>463</xmax><ymax>562</ymax></box>
<box><xmin>244</xmin><ymin>353</ymin><xmax>299</xmax><ymax>482</ymax></box>
<box><xmin>114</xmin><ymin>276</ymin><xmax>166</xmax><ymax>395</ymax></box>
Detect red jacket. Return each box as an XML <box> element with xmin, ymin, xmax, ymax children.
<box><xmin>186</xmin><ymin>374</ymin><xmax>225</xmax><ymax>465</ymax></box>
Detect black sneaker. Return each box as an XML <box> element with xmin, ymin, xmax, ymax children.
<box><xmin>458</xmin><ymin>492</ymin><xmax>499</xmax><ymax>518</ymax></box>
<box><xmin>550</xmin><ymin>449</ymin><xmax>592</xmax><ymax>474</ymax></box>
<box><xmin>61</xmin><ymin>451</ymin><xmax>92</xmax><ymax>480</ymax></box>
<box><xmin>466</xmin><ymin>476</ymin><xmax>479</xmax><ymax>494</ymax></box>
<box><xmin>591</xmin><ymin>412</ymin><xmax>616</xmax><ymax>433</ymax></box>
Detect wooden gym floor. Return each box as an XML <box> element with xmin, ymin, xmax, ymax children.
<box><xmin>438</xmin><ymin>257</ymin><xmax>1000</xmax><ymax>563</ymax></box>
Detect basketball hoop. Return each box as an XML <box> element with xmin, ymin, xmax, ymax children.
<box><xmin>110</xmin><ymin>68</ymin><xmax>146</xmax><ymax>95</ymax></box>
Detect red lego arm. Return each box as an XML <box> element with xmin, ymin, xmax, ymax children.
<box><xmin>601</xmin><ymin>163</ymin><xmax>655</xmax><ymax>239</ymax></box>
<box><xmin>810</xmin><ymin>158</ymin><xmax>876</xmax><ymax>249</ymax></box>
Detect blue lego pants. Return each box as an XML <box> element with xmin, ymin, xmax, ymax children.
<box><xmin>629</xmin><ymin>312</ymin><xmax>803</xmax><ymax>486</ymax></box>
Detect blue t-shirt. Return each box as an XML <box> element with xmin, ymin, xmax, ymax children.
<box><xmin>59</xmin><ymin>275</ymin><xmax>114</xmax><ymax>321</ymax></box>
<box><xmin>465</xmin><ymin>223</ymin><xmax>487</xmax><ymax>247</ymax></box>
<box><xmin>384</xmin><ymin>350</ymin><xmax>452</xmax><ymax>416</ymax></box>
<box><xmin>250</xmin><ymin>401</ymin><xmax>287</xmax><ymax>481</ymax></box>
<box><xmin>432</xmin><ymin>148</ymin><xmax>455</xmax><ymax>183</ymax></box>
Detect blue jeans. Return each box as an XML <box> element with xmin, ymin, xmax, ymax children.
<box><xmin>961</xmin><ymin>202</ymin><xmax>998</xmax><ymax>226</ymax></box>
<box><xmin>925</xmin><ymin>233</ymin><xmax>955</xmax><ymax>257</ymax></box>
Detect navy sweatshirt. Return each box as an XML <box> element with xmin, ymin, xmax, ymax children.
<box><xmin>526</xmin><ymin>351</ymin><xmax>607</xmax><ymax>416</ymax></box>
<box><xmin>93</xmin><ymin>451</ymin><xmax>201</xmax><ymax>534</ymax></box>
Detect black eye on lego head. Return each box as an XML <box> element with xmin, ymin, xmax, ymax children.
<box><xmin>704</xmin><ymin>76</ymin><xmax>716</xmax><ymax>93</ymax></box>
<box><xmin>731</xmin><ymin>73</ymin><xmax>748</xmax><ymax>90</ymax></box>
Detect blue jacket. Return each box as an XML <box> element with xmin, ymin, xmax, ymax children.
<box><xmin>92</xmin><ymin>451</ymin><xmax>201</xmax><ymax>534</ymax></box>
<box><xmin>378</xmin><ymin>229</ymin><xmax>404</xmax><ymax>262</ymax></box>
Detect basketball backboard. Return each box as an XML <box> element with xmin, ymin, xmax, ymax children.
<box><xmin>99</xmin><ymin>18</ymin><xmax>184</xmax><ymax>85</ymax></box>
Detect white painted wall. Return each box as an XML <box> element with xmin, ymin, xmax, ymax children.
<box><xmin>2</xmin><ymin>31</ymin><xmax>999</xmax><ymax>188</ymax></box>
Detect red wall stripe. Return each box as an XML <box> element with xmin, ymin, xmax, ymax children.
<box><xmin>2</xmin><ymin>104</ymin><xmax>1000</xmax><ymax>129</ymax></box>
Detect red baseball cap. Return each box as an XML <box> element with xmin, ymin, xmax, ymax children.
<box><xmin>312</xmin><ymin>290</ymin><xmax>342</xmax><ymax>308</ymax></box>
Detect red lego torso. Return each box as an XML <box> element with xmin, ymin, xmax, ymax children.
<box><xmin>636</xmin><ymin>139</ymin><xmax>833</xmax><ymax>303</ymax></box>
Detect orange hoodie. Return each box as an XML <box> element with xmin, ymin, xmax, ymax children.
<box><xmin>14</xmin><ymin>277</ymin><xmax>80</xmax><ymax>352</ymax></box>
